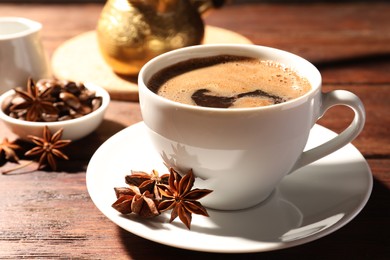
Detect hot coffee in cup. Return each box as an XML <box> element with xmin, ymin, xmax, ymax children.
<box><xmin>147</xmin><ymin>55</ymin><xmax>311</xmax><ymax>108</ymax></box>
<box><xmin>138</xmin><ymin>44</ymin><xmax>365</xmax><ymax>210</ymax></box>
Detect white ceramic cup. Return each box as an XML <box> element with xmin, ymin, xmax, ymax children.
<box><xmin>138</xmin><ymin>44</ymin><xmax>365</xmax><ymax>210</ymax></box>
<box><xmin>0</xmin><ymin>17</ymin><xmax>50</xmax><ymax>94</ymax></box>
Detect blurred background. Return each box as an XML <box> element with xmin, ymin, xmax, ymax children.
<box><xmin>0</xmin><ymin>0</ymin><xmax>387</xmax><ymax>3</ymax></box>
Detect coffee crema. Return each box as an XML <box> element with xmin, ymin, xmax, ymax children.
<box><xmin>147</xmin><ymin>55</ymin><xmax>311</xmax><ymax>108</ymax></box>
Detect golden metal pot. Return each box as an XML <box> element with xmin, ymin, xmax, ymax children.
<box><xmin>97</xmin><ymin>0</ymin><xmax>224</xmax><ymax>75</ymax></box>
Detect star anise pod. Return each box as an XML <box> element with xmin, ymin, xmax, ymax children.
<box><xmin>112</xmin><ymin>186</ymin><xmax>160</xmax><ymax>218</ymax></box>
<box><xmin>0</xmin><ymin>138</ymin><xmax>21</xmax><ymax>163</ymax></box>
<box><xmin>125</xmin><ymin>169</ymin><xmax>169</xmax><ymax>199</ymax></box>
<box><xmin>10</xmin><ymin>77</ymin><xmax>58</xmax><ymax>122</ymax></box>
<box><xmin>25</xmin><ymin>126</ymin><xmax>71</xmax><ymax>170</ymax></box>
<box><xmin>158</xmin><ymin>168</ymin><xmax>213</xmax><ymax>229</ymax></box>
<box><xmin>112</xmin><ymin>187</ymin><xmax>137</xmax><ymax>214</ymax></box>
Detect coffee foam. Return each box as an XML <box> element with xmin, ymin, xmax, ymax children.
<box><xmin>148</xmin><ymin>55</ymin><xmax>311</xmax><ymax>108</ymax></box>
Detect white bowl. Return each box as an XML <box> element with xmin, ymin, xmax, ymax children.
<box><xmin>0</xmin><ymin>82</ymin><xmax>110</xmax><ymax>141</ymax></box>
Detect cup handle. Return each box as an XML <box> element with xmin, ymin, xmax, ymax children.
<box><xmin>290</xmin><ymin>90</ymin><xmax>366</xmax><ymax>172</ymax></box>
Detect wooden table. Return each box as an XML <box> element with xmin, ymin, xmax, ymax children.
<box><xmin>1</xmin><ymin>2</ymin><xmax>389</xmax><ymax>259</ymax></box>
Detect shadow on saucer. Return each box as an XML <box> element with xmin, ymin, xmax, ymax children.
<box><xmin>115</xmin><ymin>191</ymin><xmax>302</xmax><ymax>259</ymax></box>
<box><xmin>118</xmin><ymin>189</ymin><xmax>303</xmax><ymax>243</ymax></box>
<box><xmin>190</xmin><ymin>190</ymin><xmax>303</xmax><ymax>242</ymax></box>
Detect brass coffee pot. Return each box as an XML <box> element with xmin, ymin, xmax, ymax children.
<box><xmin>96</xmin><ymin>0</ymin><xmax>225</xmax><ymax>75</ymax></box>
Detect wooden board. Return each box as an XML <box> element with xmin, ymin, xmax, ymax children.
<box><xmin>51</xmin><ymin>26</ymin><xmax>253</xmax><ymax>101</ymax></box>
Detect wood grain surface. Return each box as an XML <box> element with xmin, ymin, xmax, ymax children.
<box><xmin>0</xmin><ymin>2</ymin><xmax>389</xmax><ymax>259</ymax></box>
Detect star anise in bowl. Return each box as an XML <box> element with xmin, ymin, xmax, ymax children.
<box><xmin>9</xmin><ymin>78</ymin><xmax>58</xmax><ymax>122</ymax></box>
<box><xmin>0</xmin><ymin>78</ymin><xmax>110</xmax><ymax>141</ymax></box>
<box><xmin>4</xmin><ymin>78</ymin><xmax>103</xmax><ymax>122</ymax></box>
<box><xmin>113</xmin><ymin>168</ymin><xmax>212</xmax><ymax>229</ymax></box>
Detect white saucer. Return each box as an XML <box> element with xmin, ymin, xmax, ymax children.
<box><xmin>86</xmin><ymin>122</ymin><xmax>372</xmax><ymax>253</ymax></box>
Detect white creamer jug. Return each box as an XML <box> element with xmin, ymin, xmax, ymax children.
<box><xmin>0</xmin><ymin>17</ymin><xmax>50</xmax><ymax>94</ymax></box>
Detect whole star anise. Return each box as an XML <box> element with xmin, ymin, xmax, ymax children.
<box><xmin>0</xmin><ymin>138</ymin><xmax>21</xmax><ymax>163</ymax></box>
<box><xmin>10</xmin><ymin>77</ymin><xmax>58</xmax><ymax>122</ymax></box>
<box><xmin>112</xmin><ymin>167</ymin><xmax>213</xmax><ymax>229</ymax></box>
<box><xmin>25</xmin><ymin>126</ymin><xmax>71</xmax><ymax>170</ymax></box>
<box><xmin>125</xmin><ymin>169</ymin><xmax>169</xmax><ymax>199</ymax></box>
<box><xmin>112</xmin><ymin>186</ymin><xmax>160</xmax><ymax>218</ymax></box>
<box><xmin>158</xmin><ymin>168</ymin><xmax>212</xmax><ymax>229</ymax></box>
